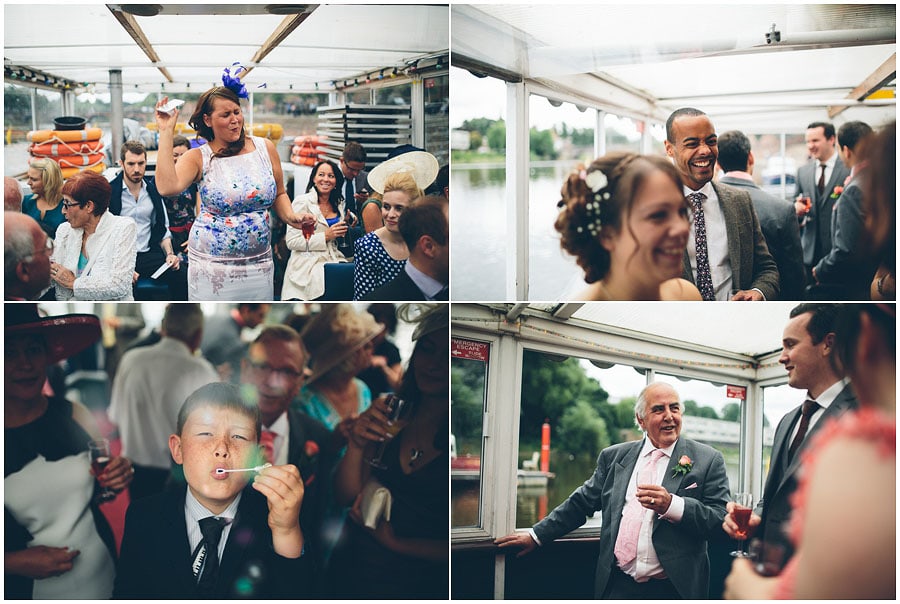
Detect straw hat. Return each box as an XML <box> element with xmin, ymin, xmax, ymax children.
<box><xmin>5</xmin><ymin>304</ymin><xmax>101</xmax><ymax>363</ymax></box>
<box><xmin>301</xmin><ymin>305</ymin><xmax>385</xmax><ymax>383</ymax></box>
<box><xmin>367</xmin><ymin>151</ymin><xmax>439</xmax><ymax>194</ymax></box>
<box><xmin>397</xmin><ymin>303</ymin><xmax>448</xmax><ymax>341</ymax></box>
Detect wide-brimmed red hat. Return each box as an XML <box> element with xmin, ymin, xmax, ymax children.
<box><xmin>5</xmin><ymin>304</ymin><xmax>101</xmax><ymax>363</ymax></box>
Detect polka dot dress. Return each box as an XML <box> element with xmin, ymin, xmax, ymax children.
<box><xmin>352</xmin><ymin>231</ymin><xmax>406</xmax><ymax>300</ymax></box>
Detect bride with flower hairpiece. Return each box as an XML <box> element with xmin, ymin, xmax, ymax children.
<box><xmin>556</xmin><ymin>152</ymin><xmax>701</xmax><ymax>301</ymax></box>
<box><xmin>153</xmin><ymin>64</ymin><xmax>312</xmax><ymax>300</ymax></box>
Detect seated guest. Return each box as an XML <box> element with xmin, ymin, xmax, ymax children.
<box><xmin>281</xmin><ymin>159</ymin><xmax>351</xmax><ymax>301</ymax></box>
<box><xmin>328</xmin><ymin>304</ymin><xmax>449</xmax><ymax>599</ymax></box>
<box><xmin>50</xmin><ymin>171</ymin><xmax>137</xmax><ymax>301</ymax></box>
<box><xmin>810</xmin><ymin>121</ymin><xmax>877</xmax><ymax>299</ymax></box>
<box><xmin>4</xmin><ymin>212</ymin><xmax>52</xmax><ymax>300</ymax></box>
<box><xmin>353</xmin><ymin>171</ymin><xmax>423</xmax><ymax>300</ymax></box>
<box><xmin>161</xmin><ymin>134</ymin><xmax>199</xmax><ymax>259</ymax></box>
<box><xmin>555</xmin><ymin>152</ymin><xmax>701</xmax><ymax>301</ymax></box>
<box><xmin>5</xmin><ymin>176</ymin><xmax>23</xmax><ymax>211</ymax></box>
<box><xmin>717</xmin><ymin>131</ymin><xmax>805</xmax><ymax>300</ymax></box>
<box><xmin>725</xmin><ymin>303</ymin><xmax>894</xmax><ymax>599</ymax></box>
<box><xmin>109</xmin><ymin>140</ymin><xmax>186</xmax><ymax>299</ymax></box>
<box><xmin>114</xmin><ymin>382</ymin><xmax>308</xmax><ymax>598</ymax></box>
<box><xmin>864</xmin><ymin>121</ymin><xmax>895</xmax><ymax>300</ymax></box>
<box><xmin>364</xmin><ymin>196</ymin><xmax>449</xmax><ymax>301</ymax></box>
<box><xmin>23</xmin><ymin>158</ymin><xmax>66</xmax><ymax>239</ymax></box>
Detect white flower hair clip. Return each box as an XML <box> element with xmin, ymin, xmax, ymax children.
<box><xmin>585</xmin><ymin>170</ymin><xmax>607</xmax><ymax>192</ymax></box>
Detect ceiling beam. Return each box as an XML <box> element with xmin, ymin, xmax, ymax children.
<box><xmin>242</xmin><ymin>10</ymin><xmax>318</xmax><ymax>79</ymax></box>
<box><xmin>108</xmin><ymin>6</ymin><xmax>174</xmax><ymax>82</ymax></box>
<box><xmin>828</xmin><ymin>52</ymin><xmax>896</xmax><ymax>118</ymax></box>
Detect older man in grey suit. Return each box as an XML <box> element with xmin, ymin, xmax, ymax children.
<box><xmin>497</xmin><ymin>382</ymin><xmax>729</xmax><ymax>599</ymax></box>
<box><xmin>665</xmin><ymin>108</ymin><xmax>780</xmax><ymax>301</ymax></box>
<box><xmin>793</xmin><ymin>122</ymin><xmax>851</xmax><ymax>282</ymax></box>
<box><xmin>723</xmin><ymin>304</ymin><xmax>858</xmax><ymax>558</ymax></box>
<box><xmin>717</xmin><ymin>130</ymin><xmax>805</xmax><ymax>300</ymax></box>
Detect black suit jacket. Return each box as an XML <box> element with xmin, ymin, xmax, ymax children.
<box><xmin>108</xmin><ymin>172</ymin><xmax>169</xmax><ymax>254</ymax></box>
<box><xmin>757</xmin><ymin>383</ymin><xmax>858</xmax><ymax>552</ymax></box>
<box><xmin>719</xmin><ymin>176</ymin><xmax>806</xmax><ymax>300</ymax></box>
<box><xmin>113</xmin><ymin>484</ymin><xmax>310</xmax><ymax>598</ymax></box>
<box><xmin>363</xmin><ymin>267</ymin><xmax>428</xmax><ymax>301</ymax></box>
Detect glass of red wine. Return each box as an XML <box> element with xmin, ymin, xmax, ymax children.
<box><xmin>300</xmin><ymin>216</ymin><xmax>316</xmax><ymax>253</ymax></box>
<box><xmin>367</xmin><ymin>395</ymin><xmax>414</xmax><ymax>469</ymax></box>
<box><xmin>88</xmin><ymin>439</ymin><xmax>116</xmax><ymax>502</ymax></box>
<box><xmin>730</xmin><ymin>492</ymin><xmax>754</xmax><ymax>557</ymax></box>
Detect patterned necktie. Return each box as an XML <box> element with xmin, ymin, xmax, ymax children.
<box><xmin>788</xmin><ymin>399</ymin><xmax>820</xmax><ymax>461</ymax></box>
<box><xmin>688</xmin><ymin>192</ymin><xmax>716</xmax><ymax>301</ymax></box>
<box><xmin>194</xmin><ymin>516</ymin><xmax>228</xmax><ymax>591</ymax></box>
<box><xmin>260</xmin><ymin>429</ymin><xmax>276</xmax><ymax>464</ymax></box>
<box><xmin>817</xmin><ymin>163</ymin><xmax>826</xmax><ymax>196</ymax></box>
<box><xmin>614</xmin><ymin>448</ymin><xmax>667</xmax><ymax>566</ymax></box>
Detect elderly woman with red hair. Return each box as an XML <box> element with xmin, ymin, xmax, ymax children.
<box><xmin>49</xmin><ymin>171</ymin><xmax>137</xmax><ymax>300</ymax></box>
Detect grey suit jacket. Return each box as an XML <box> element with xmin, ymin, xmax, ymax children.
<box><xmin>532</xmin><ymin>437</ymin><xmax>729</xmax><ymax>599</ymax></box>
<box><xmin>756</xmin><ymin>383</ymin><xmax>858</xmax><ymax>552</ymax></box>
<box><xmin>793</xmin><ymin>156</ymin><xmax>851</xmax><ymax>267</ymax></box>
<box><xmin>681</xmin><ymin>182</ymin><xmax>781</xmax><ymax>300</ymax></box>
<box><xmin>719</xmin><ymin>176</ymin><xmax>805</xmax><ymax>300</ymax></box>
<box><xmin>812</xmin><ymin>172</ymin><xmax>877</xmax><ymax>299</ymax></box>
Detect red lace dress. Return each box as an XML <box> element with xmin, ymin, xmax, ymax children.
<box><xmin>772</xmin><ymin>407</ymin><xmax>896</xmax><ymax>598</ymax></box>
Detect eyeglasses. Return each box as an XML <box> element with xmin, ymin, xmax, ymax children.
<box><xmin>247</xmin><ymin>359</ymin><xmax>306</xmax><ymax>381</ymax></box>
<box><xmin>26</xmin><ymin>236</ymin><xmax>54</xmax><ymax>260</ymax></box>
<box><xmin>61</xmin><ymin>200</ymin><xmax>82</xmax><ymax>209</ymax></box>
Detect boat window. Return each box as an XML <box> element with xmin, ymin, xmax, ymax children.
<box><xmin>515</xmin><ymin>351</ymin><xmax>648</xmax><ymax>530</ymax></box>
<box><xmin>759</xmin><ymin>384</ymin><xmax>799</xmax><ymax>492</ymax></box>
<box><xmin>451</xmin><ymin>337</ymin><xmax>490</xmax><ymax>529</ymax></box>
<box><xmin>374</xmin><ymin>82</ymin><xmax>411</xmax><ymax>107</ymax></box>
<box><xmin>654</xmin><ymin>373</ymin><xmax>748</xmax><ymax>490</ymax></box>
<box><xmin>423</xmin><ymin>73</ymin><xmax>449</xmax><ymax>167</ymax></box>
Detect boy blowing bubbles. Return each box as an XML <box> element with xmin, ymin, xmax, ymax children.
<box><xmin>115</xmin><ymin>383</ymin><xmax>307</xmax><ymax>597</ymax></box>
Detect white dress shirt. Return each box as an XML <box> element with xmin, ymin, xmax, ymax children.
<box><xmin>685</xmin><ymin>182</ymin><xmax>733</xmax><ymax>301</ymax></box>
<box><xmin>185</xmin><ymin>488</ymin><xmax>241</xmax><ymax>563</ymax></box>
<box><xmin>795</xmin><ymin>378</ymin><xmax>850</xmax><ymax>441</ymax></box>
<box><xmin>817</xmin><ymin>151</ymin><xmax>838</xmax><ymax>195</ymax></box>
<box><xmin>119</xmin><ymin>180</ymin><xmax>171</xmax><ymax>252</ymax></box>
<box><xmin>405</xmin><ymin>260</ymin><xmax>444</xmax><ymax>300</ymax></box>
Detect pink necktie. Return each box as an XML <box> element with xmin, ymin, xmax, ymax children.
<box><xmin>614</xmin><ymin>448</ymin><xmax>667</xmax><ymax>566</ymax></box>
<box><xmin>260</xmin><ymin>429</ymin><xmax>276</xmax><ymax>464</ymax></box>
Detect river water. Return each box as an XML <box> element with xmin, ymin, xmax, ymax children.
<box><xmin>450</xmin><ymin>162</ymin><xmax>586</xmax><ymax>301</ymax></box>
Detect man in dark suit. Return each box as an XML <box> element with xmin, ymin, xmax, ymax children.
<box><xmin>723</xmin><ymin>303</ymin><xmax>857</xmax><ymax>556</ymax></box>
<box><xmin>810</xmin><ymin>121</ymin><xmax>877</xmax><ymax>300</ymax></box>
<box><xmin>108</xmin><ymin>140</ymin><xmax>186</xmax><ymax>299</ymax></box>
<box><xmin>364</xmin><ymin>196</ymin><xmax>449</xmax><ymax>301</ymax></box>
<box><xmin>792</xmin><ymin>122</ymin><xmax>851</xmax><ymax>282</ymax></box>
<box><xmin>497</xmin><ymin>382</ymin><xmax>729</xmax><ymax>599</ymax></box>
<box><xmin>201</xmin><ymin>304</ymin><xmax>270</xmax><ymax>383</ymax></box>
<box><xmin>240</xmin><ymin>325</ymin><xmax>334</xmax><ymax>587</ymax></box>
<box><xmin>717</xmin><ymin>130</ymin><xmax>805</xmax><ymax>300</ymax></box>
<box><xmin>665</xmin><ymin>108</ymin><xmax>780</xmax><ymax>301</ymax></box>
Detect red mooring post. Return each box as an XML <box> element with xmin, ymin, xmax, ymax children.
<box><xmin>540</xmin><ymin>419</ymin><xmax>550</xmax><ymax>473</ymax></box>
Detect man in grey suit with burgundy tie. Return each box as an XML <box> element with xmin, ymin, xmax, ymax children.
<box><xmin>496</xmin><ymin>382</ymin><xmax>730</xmax><ymax>598</ymax></box>
<box><xmin>723</xmin><ymin>303</ymin><xmax>858</xmax><ymax>557</ymax></box>
<box><xmin>793</xmin><ymin>122</ymin><xmax>851</xmax><ymax>284</ymax></box>
<box><xmin>665</xmin><ymin>108</ymin><xmax>780</xmax><ymax>301</ymax></box>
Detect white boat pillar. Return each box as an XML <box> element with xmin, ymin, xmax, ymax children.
<box><xmin>505</xmin><ymin>82</ymin><xmax>529</xmax><ymax>300</ymax></box>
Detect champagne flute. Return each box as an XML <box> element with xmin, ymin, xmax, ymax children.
<box><xmin>87</xmin><ymin>439</ymin><xmax>116</xmax><ymax>502</ymax></box>
<box><xmin>730</xmin><ymin>492</ymin><xmax>754</xmax><ymax>557</ymax></box>
<box><xmin>300</xmin><ymin>216</ymin><xmax>316</xmax><ymax>253</ymax></box>
<box><xmin>367</xmin><ymin>395</ymin><xmax>413</xmax><ymax>469</ymax></box>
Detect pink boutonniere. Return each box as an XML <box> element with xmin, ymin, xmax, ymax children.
<box><xmin>830</xmin><ymin>186</ymin><xmax>844</xmax><ymax>199</ymax></box>
<box><xmin>672</xmin><ymin>455</ymin><xmax>693</xmax><ymax>478</ymax></box>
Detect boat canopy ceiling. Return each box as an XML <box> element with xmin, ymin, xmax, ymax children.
<box><xmin>452</xmin><ymin>3</ymin><xmax>896</xmax><ymax>133</ymax></box>
<box><xmin>5</xmin><ymin>4</ymin><xmax>449</xmax><ymax>94</ymax></box>
<box><xmin>500</xmin><ymin>302</ymin><xmax>800</xmax><ymax>358</ymax></box>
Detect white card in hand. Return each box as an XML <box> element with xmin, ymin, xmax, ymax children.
<box><xmin>150</xmin><ymin>262</ymin><xmax>171</xmax><ymax>279</ymax></box>
<box><xmin>158</xmin><ymin>99</ymin><xmax>184</xmax><ymax>115</ymax></box>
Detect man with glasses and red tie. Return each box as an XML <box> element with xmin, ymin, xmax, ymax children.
<box><xmin>722</xmin><ymin>303</ymin><xmax>858</xmax><ymax>560</ymax></box>
<box><xmin>792</xmin><ymin>122</ymin><xmax>851</xmax><ymax>286</ymax></box>
<box><xmin>496</xmin><ymin>382</ymin><xmax>730</xmax><ymax>599</ymax></box>
<box><xmin>665</xmin><ymin>108</ymin><xmax>779</xmax><ymax>301</ymax></box>
<box><xmin>240</xmin><ymin>325</ymin><xmax>334</xmax><ymax>592</ymax></box>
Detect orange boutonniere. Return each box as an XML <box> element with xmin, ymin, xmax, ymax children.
<box><xmin>672</xmin><ymin>455</ymin><xmax>693</xmax><ymax>478</ymax></box>
<box><xmin>830</xmin><ymin>186</ymin><xmax>844</xmax><ymax>199</ymax></box>
<box><xmin>301</xmin><ymin>439</ymin><xmax>320</xmax><ymax>486</ymax></box>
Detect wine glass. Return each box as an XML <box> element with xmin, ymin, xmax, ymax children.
<box><xmin>748</xmin><ymin>537</ymin><xmax>788</xmax><ymax>576</ymax></box>
<box><xmin>87</xmin><ymin>439</ymin><xmax>116</xmax><ymax>502</ymax></box>
<box><xmin>367</xmin><ymin>395</ymin><xmax>414</xmax><ymax>469</ymax></box>
<box><xmin>300</xmin><ymin>216</ymin><xmax>316</xmax><ymax>253</ymax></box>
<box><xmin>730</xmin><ymin>492</ymin><xmax>754</xmax><ymax>557</ymax></box>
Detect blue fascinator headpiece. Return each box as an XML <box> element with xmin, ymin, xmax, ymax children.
<box><xmin>222</xmin><ymin>62</ymin><xmax>249</xmax><ymax>99</ymax></box>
